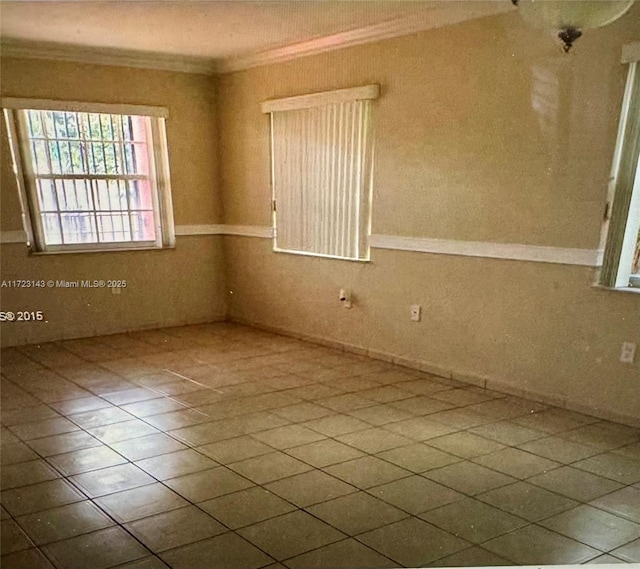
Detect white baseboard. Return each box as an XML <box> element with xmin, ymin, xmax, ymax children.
<box><xmin>0</xmin><ymin>315</ymin><xmax>227</xmax><ymax>348</ymax></box>
<box><xmin>229</xmin><ymin>315</ymin><xmax>639</xmax><ymax>428</ymax></box>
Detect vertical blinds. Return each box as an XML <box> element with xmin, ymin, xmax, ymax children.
<box><xmin>270</xmin><ymin>99</ymin><xmax>374</xmax><ymax>260</ymax></box>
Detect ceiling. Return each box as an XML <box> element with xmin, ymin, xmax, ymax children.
<box><xmin>0</xmin><ymin>1</ymin><xmax>513</xmax><ymax>72</ymax></box>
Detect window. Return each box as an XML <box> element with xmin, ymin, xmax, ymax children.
<box><xmin>600</xmin><ymin>54</ymin><xmax>640</xmax><ymax>289</ymax></box>
<box><xmin>3</xmin><ymin>98</ymin><xmax>174</xmax><ymax>252</ymax></box>
<box><xmin>262</xmin><ymin>85</ymin><xmax>378</xmax><ymax>261</ymax></box>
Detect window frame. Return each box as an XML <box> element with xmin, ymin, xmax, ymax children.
<box><xmin>262</xmin><ymin>85</ymin><xmax>378</xmax><ymax>262</ymax></box>
<box><xmin>2</xmin><ymin>98</ymin><xmax>175</xmax><ymax>254</ymax></box>
<box><xmin>599</xmin><ymin>56</ymin><xmax>640</xmax><ymax>290</ymax></box>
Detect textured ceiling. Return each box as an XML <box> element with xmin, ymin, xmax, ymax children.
<box><xmin>0</xmin><ymin>1</ymin><xmax>505</xmax><ymax>62</ymax></box>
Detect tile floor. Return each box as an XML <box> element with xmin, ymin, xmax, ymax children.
<box><xmin>1</xmin><ymin>323</ymin><xmax>639</xmax><ymax>568</ymax></box>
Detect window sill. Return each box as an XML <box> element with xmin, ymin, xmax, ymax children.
<box><xmin>28</xmin><ymin>245</ymin><xmax>175</xmax><ymax>256</ymax></box>
<box><xmin>591</xmin><ymin>284</ymin><xmax>640</xmax><ymax>295</ymax></box>
<box><xmin>273</xmin><ymin>248</ymin><xmax>371</xmax><ymax>263</ymax></box>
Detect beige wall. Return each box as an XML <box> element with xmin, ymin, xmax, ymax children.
<box><xmin>219</xmin><ymin>10</ymin><xmax>640</xmax><ymax>423</ymax></box>
<box><xmin>2</xmin><ymin>9</ymin><xmax>638</xmax><ymax>424</ymax></box>
<box><xmin>0</xmin><ymin>58</ymin><xmax>226</xmax><ymax>345</ymax></box>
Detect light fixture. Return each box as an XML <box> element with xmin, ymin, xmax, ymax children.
<box><xmin>512</xmin><ymin>0</ymin><xmax>635</xmax><ymax>52</ymax></box>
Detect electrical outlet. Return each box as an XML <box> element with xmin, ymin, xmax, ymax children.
<box><xmin>410</xmin><ymin>305</ymin><xmax>421</xmax><ymax>322</ymax></box>
<box><xmin>620</xmin><ymin>342</ymin><xmax>636</xmax><ymax>363</ymax></box>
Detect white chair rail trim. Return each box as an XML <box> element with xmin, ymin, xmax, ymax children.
<box><xmin>370</xmin><ymin>234</ymin><xmax>600</xmax><ymax>266</ymax></box>
<box><xmin>2</xmin><ymin>226</ymin><xmax>599</xmax><ymax>266</ymax></box>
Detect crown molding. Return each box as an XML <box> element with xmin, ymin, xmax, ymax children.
<box><xmin>218</xmin><ymin>2</ymin><xmax>515</xmax><ymax>74</ymax></box>
<box><xmin>1</xmin><ymin>3</ymin><xmax>513</xmax><ymax>76</ymax></box>
<box><xmin>0</xmin><ymin>39</ymin><xmax>218</xmax><ymax>75</ymax></box>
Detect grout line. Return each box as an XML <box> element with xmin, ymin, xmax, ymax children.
<box><xmin>2</xmin><ymin>322</ymin><xmax>639</xmax><ymax>567</ymax></box>
<box><xmin>161</xmin><ymin>368</ymin><xmax>224</xmax><ymax>394</ymax></box>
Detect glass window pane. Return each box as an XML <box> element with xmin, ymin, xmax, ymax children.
<box><xmin>54</xmin><ymin>179</ymin><xmax>93</xmax><ymax>211</ymax></box>
<box><xmin>52</xmin><ymin>111</ymin><xmax>69</xmax><ymax>139</ymax></box>
<box><xmin>60</xmin><ymin>213</ymin><xmax>98</xmax><ymax>244</ymax></box>
<box><xmin>94</xmin><ymin>179</ymin><xmax>128</xmax><ymax>211</ymax></box>
<box><xmin>83</xmin><ymin>142</ymin><xmax>96</xmax><ymax>174</ymax></box>
<box><xmin>102</xmin><ymin>142</ymin><xmax>119</xmax><ymax>175</ymax></box>
<box><xmin>130</xmin><ymin>115</ymin><xmax>149</xmax><ymax>143</ymax></box>
<box><xmin>93</xmin><ymin>180</ymin><xmax>108</xmax><ymax>210</ymax></box>
<box><xmin>31</xmin><ymin>140</ymin><xmax>51</xmax><ymax>174</ymax></box>
<box><xmin>42</xmin><ymin>111</ymin><xmax>56</xmax><ymax>138</ymax></box>
<box><xmin>74</xmin><ymin>179</ymin><xmax>94</xmax><ymax>211</ymax></box>
<box><xmin>89</xmin><ymin>143</ymin><xmax>105</xmax><ymax>174</ymax></box>
<box><xmin>122</xmin><ymin>116</ymin><xmax>132</xmax><ymax>141</ymax></box>
<box><xmin>27</xmin><ymin>111</ymin><xmax>44</xmax><ymax>138</ymax></box>
<box><xmin>128</xmin><ymin>180</ymin><xmax>140</xmax><ymax>209</ymax></box>
<box><xmin>48</xmin><ymin>141</ymin><xmax>63</xmax><ymax>174</ymax></box>
<box><xmin>97</xmin><ymin>213</ymin><xmax>131</xmax><ymax>242</ymax></box>
<box><xmin>22</xmin><ymin>108</ymin><xmax>163</xmax><ymax>250</ymax></box>
<box><xmin>128</xmin><ymin>180</ymin><xmax>153</xmax><ymax>209</ymax></box>
<box><xmin>130</xmin><ymin>211</ymin><xmax>156</xmax><ymax>241</ymax></box>
<box><xmin>111</xmin><ymin>114</ymin><xmax>123</xmax><ymax>142</ymax></box>
<box><xmin>127</xmin><ymin>143</ymin><xmax>149</xmax><ymax>175</ymax></box>
<box><xmin>88</xmin><ymin>114</ymin><xmax>102</xmax><ymax>139</ymax></box>
<box><xmin>124</xmin><ymin>143</ymin><xmax>134</xmax><ymax>174</ymax></box>
<box><xmin>42</xmin><ymin>213</ymin><xmax>63</xmax><ymax>245</ymax></box>
<box><xmin>68</xmin><ymin>141</ymin><xmax>85</xmax><ymax>174</ymax></box>
<box><xmin>100</xmin><ymin>114</ymin><xmax>114</xmax><ymax>140</ymax></box>
<box><xmin>37</xmin><ymin>179</ymin><xmax>57</xmax><ymax>211</ymax></box>
<box><xmin>77</xmin><ymin>113</ymin><xmax>90</xmax><ymax>141</ymax></box>
<box><xmin>54</xmin><ymin>180</ymin><xmax>68</xmax><ymax>211</ymax></box>
<box><xmin>108</xmin><ymin>143</ymin><xmax>119</xmax><ymax>175</ymax></box>
<box><xmin>58</xmin><ymin>141</ymin><xmax>73</xmax><ymax>174</ymax></box>
<box><xmin>65</xmin><ymin>112</ymin><xmax>79</xmax><ymax>139</ymax></box>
